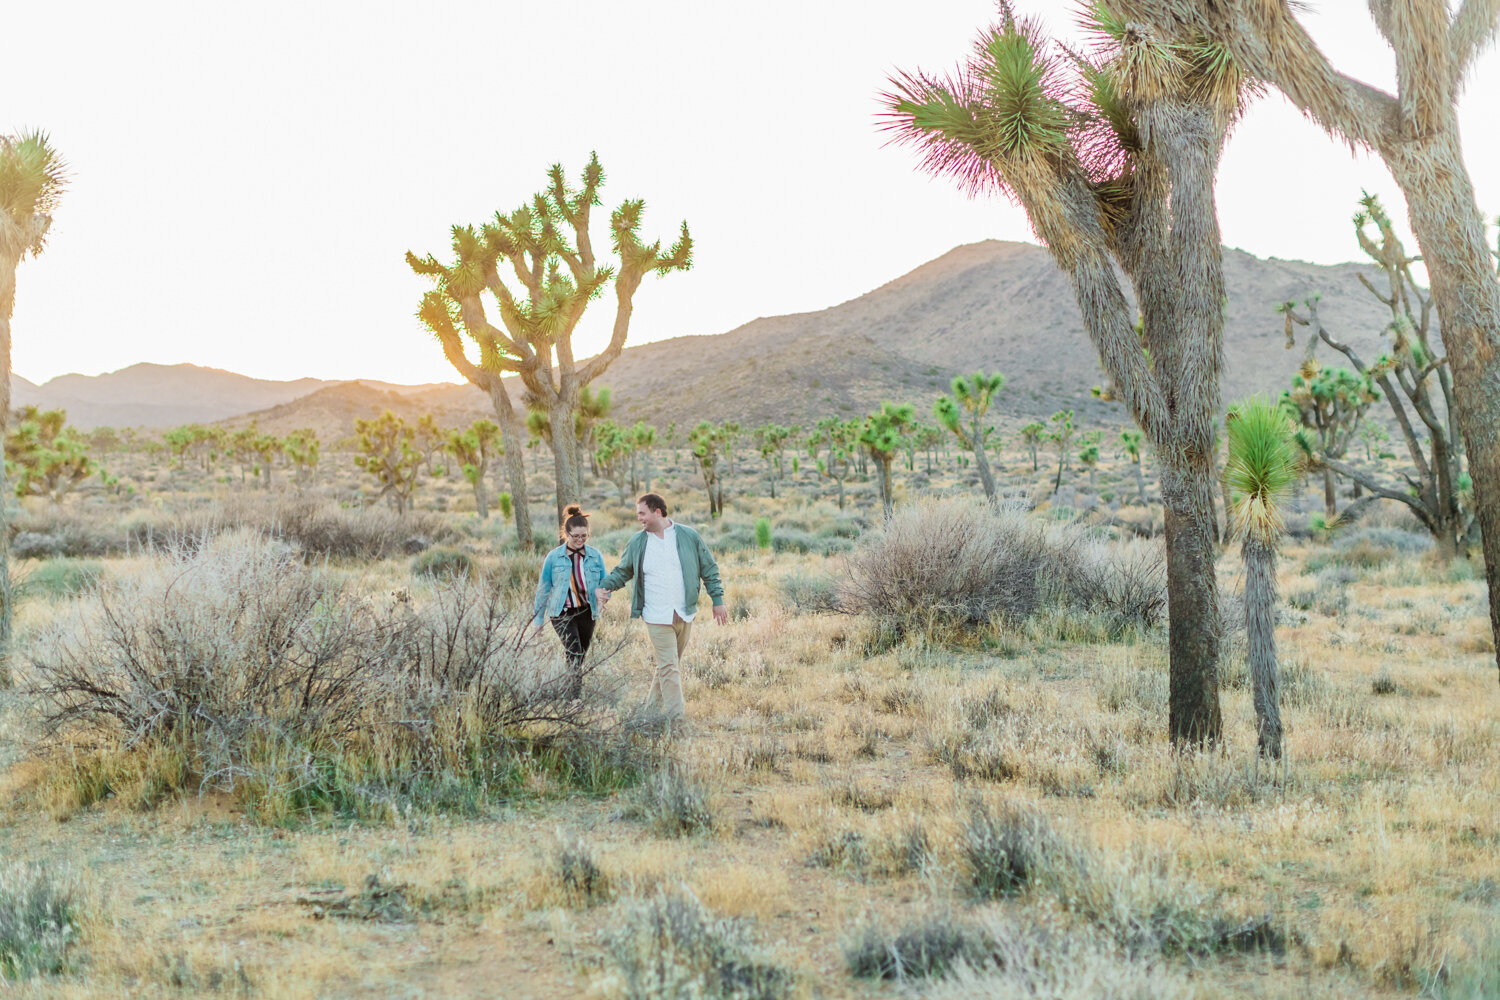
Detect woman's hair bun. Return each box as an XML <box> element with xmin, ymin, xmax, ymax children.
<box><xmin>564</xmin><ymin>503</ymin><xmax>585</xmax><ymax>517</ymax></box>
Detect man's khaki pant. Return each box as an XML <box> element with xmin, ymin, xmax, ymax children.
<box><xmin>644</xmin><ymin>613</ymin><xmax>693</xmax><ymax>720</ymax></box>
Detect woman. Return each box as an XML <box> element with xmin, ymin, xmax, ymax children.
<box><xmin>531</xmin><ymin>504</ymin><xmax>607</xmax><ymax>701</ymax></box>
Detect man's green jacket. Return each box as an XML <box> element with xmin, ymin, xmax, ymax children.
<box><xmin>600</xmin><ymin>522</ymin><xmax>724</xmax><ymax>619</ymax></box>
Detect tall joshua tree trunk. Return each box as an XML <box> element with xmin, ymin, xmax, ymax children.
<box><xmin>486</xmin><ymin>381</ymin><xmax>533</xmax><ymax>546</ymax></box>
<box><xmin>1243</xmin><ymin>535</ymin><xmax>1283</xmax><ymax>759</ymax></box>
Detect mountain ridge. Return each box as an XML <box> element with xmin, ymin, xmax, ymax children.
<box><xmin>15</xmin><ymin>240</ymin><xmax>1402</xmax><ymax>435</ymax></box>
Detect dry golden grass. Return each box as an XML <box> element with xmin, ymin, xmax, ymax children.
<box><xmin>1</xmin><ymin>461</ymin><xmax>1497</xmax><ymax>998</ymax></box>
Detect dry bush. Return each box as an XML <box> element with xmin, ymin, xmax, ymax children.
<box><xmin>21</xmin><ymin>532</ymin><xmax>634</xmax><ymax>819</ymax></box>
<box><xmin>844</xmin><ymin>912</ymin><xmax>999</xmax><ymax>981</ymax></box>
<box><xmin>840</xmin><ymin>499</ymin><xmax>1163</xmax><ymax>638</ymax></box>
<box><xmin>599</xmin><ymin>890</ymin><xmax>794</xmax><ymax>1000</ymax></box>
<box><xmin>0</xmin><ymin>862</ymin><xmax>79</xmax><ymax>981</ymax></box>
<box><xmin>121</xmin><ymin>492</ymin><xmax>455</xmax><ymax>561</ymax></box>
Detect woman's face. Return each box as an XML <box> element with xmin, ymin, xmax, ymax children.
<box><xmin>565</xmin><ymin>525</ymin><xmax>589</xmax><ymax>548</ymax></box>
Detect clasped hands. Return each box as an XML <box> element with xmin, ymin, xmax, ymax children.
<box><xmin>592</xmin><ymin>588</ymin><xmax>728</xmax><ymax>625</ymax></box>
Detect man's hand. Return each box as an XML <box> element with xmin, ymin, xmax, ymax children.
<box><xmin>712</xmin><ymin>604</ymin><xmax>728</xmax><ymax>626</ymax></box>
<box><xmin>597</xmin><ymin>588</ymin><xmax>612</xmax><ymax>606</ymax></box>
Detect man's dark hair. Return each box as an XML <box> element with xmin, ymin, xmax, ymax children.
<box><xmin>637</xmin><ymin>492</ymin><xmax>668</xmax><ymax>516</ymax></box>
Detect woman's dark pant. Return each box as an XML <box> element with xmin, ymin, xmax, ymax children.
<box><xmin>550</xmin><ymin>605</ymin><xmax>595</xmax><ymax>700</ymax></box>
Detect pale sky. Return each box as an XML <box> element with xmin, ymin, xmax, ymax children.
<box><xmin>5</xmin><ymin>1</ymin><xmax>1497</xmax><ymax>387</ymax></box>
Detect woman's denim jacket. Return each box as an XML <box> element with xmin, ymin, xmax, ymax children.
<box><xmin>532</xmin><ymin>543</ymin><xmax>607</xmax><ymax>627</ymax></box>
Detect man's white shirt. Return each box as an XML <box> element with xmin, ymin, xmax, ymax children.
<box><xmin>641</xmin><ymin>522</ymin><xmax>693</xmax><ymax>624</ymax></box>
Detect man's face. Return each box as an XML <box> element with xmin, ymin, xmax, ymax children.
<box><xmin>636</xmin><ymin>502</ymin><xmax>664</xmax><ymax>531</ymax></box>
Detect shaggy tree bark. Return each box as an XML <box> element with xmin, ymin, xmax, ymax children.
<box><xmin>1243</xmin><ymin>535</ymin><xmax>1283</xmax><ymax>759</ymax></box>
<box><xmin>1183</xmin><ymin>0</ymin><xmax>1500</xmax><ymax>676</ymax></box>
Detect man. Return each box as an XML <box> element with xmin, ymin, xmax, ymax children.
<box><xmin>598</xmin><ymin>492</ymin><xmax>727</xmax><ymax>726</ymax></box>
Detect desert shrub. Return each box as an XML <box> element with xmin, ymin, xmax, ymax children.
<box><xmin>0</xmin><ymin>862</ymin><xmax>79</xmax><ymax>980</ymax></box>
<box><xmin>841</xmin><ymin>499</ymin><xmax>1163</xmax><ymax>639</ymax></box>
<box><xmin>554</xmin><ymin>832</ymin><xmax>611</xmax><ymax>906</ymax></box>
<box><xmin>961</xmin><ymin>799</ymin><xmax>1067</xmax><ymax>900</ymax></box>
<box><xmin>600</xmin><ymin>890</ymin><xmax>794</xmax><ymax>1000</ymax></box>
<box><xmin>122</xmin><ymin>494</ymin><xmax>454</xmax><ymax>561</ymax></box>
<box><xmin>410</xmin><ymin>546</ymin><xmax>475</xmax><ymax>580</ymax></box>
<box><xmin>713</xmin><ymin>528</ymin><xmax>757</xmax><ymax>552</ymax></box>
<box><xmin>629</xmin><ymin>763</ymin><xmax>715</xmax><ymax>837</ymax></box>
<box><xmin>1421</xmin><ymin>924</ymin><xmax>1500</xmax><ymax>1000</ymax></box>
<box><xmin>923</xmin><ymin>917</ymin><xmax>1194</xmax><ymax>999</ymax></box>
<box><xmin>844</xmin><ymin>913</ymin><xmax>999</xmax><ymax>980</ymax></box>
<box><xmin>15</xmin><ymin>559</ymin><xmax>103</xmax><ymax>601</ymax></box>
<box><xmin>806</xmin><ymin>830</ymin><xmax>871</xmax><ymax>874</ymax></box>
<box><xmin>777</xmin><ymin>571</ymin><xmax>840</xmax><ymax>614</ymax></box>
<box><xmin>754</xmin><ymin>517</ymin><xmax>772</xmax><ymax>550</ymax></box>
<box><xmin>22</xmin><ymin>533</ymin><xmax>637</xmax><ymax>820</ymax></box>
<box><xmin>11</xmin><ymin>506</ymin><xmax>122</xmax><ymax>559</ymax></box>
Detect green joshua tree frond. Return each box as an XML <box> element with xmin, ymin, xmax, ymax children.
<box><xmin>1225</xmin><ymin>397</ymin><xmax>1302</xmax><ymax>545</ymax></box>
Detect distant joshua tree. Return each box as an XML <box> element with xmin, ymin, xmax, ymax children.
<box><xmin>446</xmin><ymin>419</ymin><xmax>501</xmax><ymax>518</ymax></box>
<box><xmin>1118</xmin><ymin>429</ymin><xmax>1147</xmax><ymax>506</ymax></box>
<box><xmin>811</xmin><ymin>418</ymin><xmax>860</xmax><ymax>511</ymax></box>
<box><xmin>354</xmin><ymin>410</ymin><xmax>423</xmax><ymax>515</ymax></box>
<box><xmin>689</xmin><ymin>421</ymin><xmax>726</xmax><ymax>518</ymax></box>
<box><xmin>934</xmin><ymin>370</ymin><xmax>1003</xmax><ymax>500</ymax></box>
<box><xmin>409</xmin><ymin>153</ymin><xmax>691</xmax><ymax>533</ymax></box>
<box><xmin>1077</xmin><ymin>431</ymin><xmax>1101</xmax><ymax>492</ymax></box>
<box><xmin>282</xmin><ymin>428</ymin><xmax>320</xmax><ymax>488</ymax></box>
<box><xmin>1046</xmin><ymin>410</ymin><xmax>1074</xmax><ymax>495</ymax></box>
<box><xmin>859</xmin><ymin>402</ymin><xmax>915</xmax><ymax>521</ymax></box>
<box><xmin>5</xmin><ymin>406</ymin><xmax>94</xmax><ymax>502</ymax></box>
<box><xmin>1280</xmin><ymin>196</ymin><xmax>1473</xmax><ymax>558</ymax></box>
<box><xmin>1019</xmin><ymin>421</ymin><xmax>1045</xmax><ymax>473</ymax></box>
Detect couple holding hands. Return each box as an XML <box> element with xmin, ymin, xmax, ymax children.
<box><xmin>531</xmin><ymin>492</ymin><xmax>726</xmax><ymax>726</ymax></box>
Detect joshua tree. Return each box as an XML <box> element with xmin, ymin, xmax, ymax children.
<box><xmin>811</xmin><ymin>418</ymin><xmax>860</xmax><ymax>511</ymax></box>
<box><xmin>446</xmin><ymin>419</ymin><xmax>501</xmax><ymax>518</ymax></box>
<box><xmin>912</xmin><ymin>423</ymin><xmax>945</xmax><ymax>474</ymax></box>
<box><xmin>1182</xmin><ymin>0</ymin><xmax>1500</xmax><ymax>680</ymax></box>
<box><xmin>1278</xmin><ymin>356</ymin><xmax>1378</xmax><ymax>518</ymax></box>
<box><xmin>0</xmin><ymin>131</ymin><xmax>64</xmax><ymax>657</ymax></box>
<box><xmin>885</xmin><ymin>2</ymin><xmax>1250</xmax><ymax>743</ymax></box>
<box><xmin>412</xmin><ymin>413</ymin><xmax>446</xmax><ymax>478</ymax></box>
<box><xmin>576</xmin><ymin>386</ymin><xmax>612</xmax><ymax>477</ymax></box>
<box><xmin>251</xmin><ymin>430</ymin><xmax>280</xmax><ymax>489</ymax></box>
<box><xmin>1119</xmin><ymin>429</ymin><xmax>1147</xmax><ymax>506</ymax></box>
<box><xmin>860</xmin><ymin>402</ymin><xmax>915</xmax><ymax>521</ymax></box>
<box><xmin>934</xmin><ymin>370</ymin><xmax>1004</xmax><ymax>500</ymax></box>
<box><xmin>354</xmin><ymin>410</ymin><xmax>423</xmax><ymax>515</ymax></box>
<box><xmin>688</xmin><ymin>421</ymin><xmax>726</xmax><ymax>518</ymax></box>
<box><xmin>1020</xmin><ymin>421</ymin><xmax>1045</xmax><ymax>473</ymax></box>
<box><xmin>5</xmin><ymin>407</ymin><xmax>94</xmax><ymax>502</ymax></box>
<box><xmin>409</xmin><ymin>153</ymin><xmax>691</xmax><ymax>528</ymax></box>
<box><xmin>594</xmin><ymin>419</ymin><xmax>632</xmax><ymax>503</ymax></box>
<box><xmin>1046</xmin><ymin>410</ymin><xmax>1075</xmax><ymax>495</ymax></box>
<box><xmin>1281</xmin><ymin>196</ymin><xmax>1471</xmax><ymax>557</ymax></box>
<box><xmin>752</xmin><ymin>423</ymin><xmax>793</xmax><ymax>498</ymax></box>
<box><xmin>627</xmin><ymin>421</ymin><xmax>656</xmax><ymax>492</ymax></box>
<box><xmin>1225</xmin><ymin>398</ymin><xmax>1301</xmax><ymax>761</ymax></box>
<box><xmin>282</xmin><ymin>428</ymin><xmax>320</xmax><ymax>488</ymax></box>
<box><xmin>1078</xmin><ymin>431</ymin><xmax>1102</xmax><ymax>492</ymax></box>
